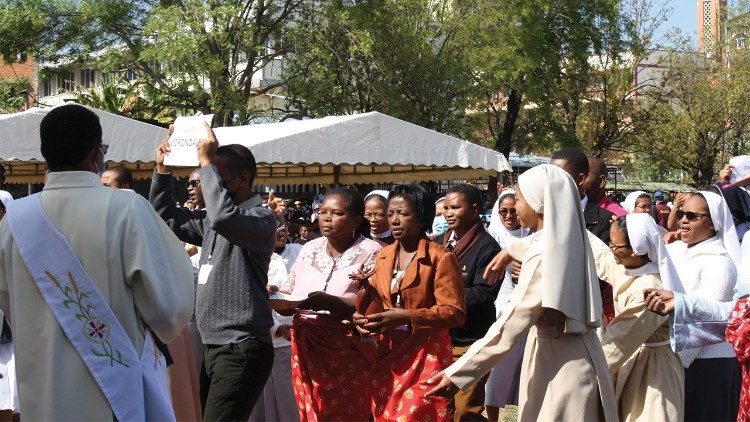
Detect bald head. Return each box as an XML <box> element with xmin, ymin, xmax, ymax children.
<box><xmin>584</xmin><ymin>156</ymin><xmax>607</xmax><ymax>201</ymax></box>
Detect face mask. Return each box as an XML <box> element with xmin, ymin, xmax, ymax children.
<box><xmin>222</xmin><ymin>181</ymin><xmax>239</xmax><ymax>202</ymax></box>
<box><xmin>432</xmin><ymin>215</ymin><xmax>449</xmax><ymax>236</ymax></box>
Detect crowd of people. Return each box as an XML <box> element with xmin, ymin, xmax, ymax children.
<box><xmin>1</xmin><ymin>103</ymin><xmax>750</xmax><ymax>421</ymax></box>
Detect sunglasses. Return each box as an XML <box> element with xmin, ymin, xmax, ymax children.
<box><xmin>676</xmin><ymin>210</ymin><xmax>709</xmax><ymax>222</ymax></box>
<box><xmin>499</xmin><ymin>208</ymin><xmax>517</xmax><ymax>216</ymax></box>
<box><xmin>187</xmin><ymin>180</ymin><xmax>200</xmax><ymax>188</ymax></box>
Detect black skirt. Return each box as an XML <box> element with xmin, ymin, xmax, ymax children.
<box><xmin>684</xmin><ymin>357</ymin><xmax>741</xmax><ymax>421</ymax></box>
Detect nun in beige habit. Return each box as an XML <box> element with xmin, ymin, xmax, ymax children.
<box><xmin>425</xmin><ymin>164</ymin><xmax>618</xmax><ymax>421</ymax></box>
<box><xmin>598</xmin><ymin>214</ymin><xmax>684</xmax><ymax>421</ymax></box>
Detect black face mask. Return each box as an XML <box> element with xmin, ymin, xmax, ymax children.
<box><xmin>223</xmin><ymin>183</ymin><xmax>239</xmax><ymax>202</ymax></box>
<box><xmin>221</xmin><ymin>173</ymin><xmax>241</xmax><ymax>201</ymax></box>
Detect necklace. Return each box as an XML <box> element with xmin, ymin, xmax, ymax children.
<box><xmin>323</xmin><ymin>243</ymin><xmax>345</xmax><ymax>292</ymax></box>
<box><xmin>391</xmin><ymin>247</ymin><xmax>418</xmax><ymax>309</ymax></box>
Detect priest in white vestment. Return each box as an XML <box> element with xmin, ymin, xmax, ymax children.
<box><xmin>0</xmin><ymin>104</ymin><xmax>194</xmax><ymax>421</ymax></box>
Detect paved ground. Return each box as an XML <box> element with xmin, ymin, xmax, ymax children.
<box><xmin>501</xmin><ymin>405</ymin><xmax>518</xmax><ymax>422</ymax></box>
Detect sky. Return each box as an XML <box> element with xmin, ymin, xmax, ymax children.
<box><xmin>664</xmin><ymin>0</ymin><xmax>698</xmax><ymax>46</ymax></box>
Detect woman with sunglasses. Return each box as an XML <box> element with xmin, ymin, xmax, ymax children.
<box><xmin>597</xmin><ymin>214</ymin><xmax>684</xmax><ymax>421</ymax></box>
<box><xmin>664</xmin><ymin>191</ymin><xmax>741</xmax><ymax>421</ymax></box>
<box><xmin>485</xmin><ymin>189</ymin><xmax>529</xmax><ymax>420</ymax></box>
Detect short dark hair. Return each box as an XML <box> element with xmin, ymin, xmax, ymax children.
<box><xmin>498</xmin><ymin>191</ymin><xmax>516</xmax><ymax>203</ymax></box>
<box><xmin>446</xmin><ymin>184</ymin><xmax>483</xmax><ymax>215</ymax></box>
<box><xmin>40</xmin><ymin>104</ymin><xmax>102</xmax><ymax>170</ymax></box>
<box><xmin>106</xmin><ymin>166</ymin><xmax>134</xmax><ymax>187</ymax></box>
<box><xmin>615</xmin><ymin>216</ymin><xmax>630</xmax><ymax>247</ymax></box>
<box><xmin>326</xmin><ymin>187</ymin><xmax>365</xmax><ymax>217</ymax></box>
<box><xmin>215</xmin><ymin>144</ymin><xmax>257</xmax><ymax>181</ymax></box>
<box><xmin>389</xmin><ymin>184</ymin><xmax>434</xmax><ymax>231</ymax></box>
<box><xmin>551</xmin><ymin>148</ymin><xmax>589</xmax><ymax>176</ymax></box>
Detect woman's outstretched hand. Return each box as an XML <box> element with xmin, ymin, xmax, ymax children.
<box><xmin>423</xmin><ymin>371</ymin><xmax>459</xmax><ymax>397</ymax></box>
<box><xmin>483</xmin><ymin>250</ymin><xmax>513</xmax><ymax>285</ymax></box>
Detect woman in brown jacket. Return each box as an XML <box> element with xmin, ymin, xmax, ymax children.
<box><xmin>354</xmin><ymin>184</ymin><xmax>466</xmax><ymax>421</ymax></box>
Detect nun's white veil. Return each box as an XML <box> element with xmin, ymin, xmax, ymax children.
<box><xmin>518</xmin><ymin>164</ymin><xmax>602</xmax><ymax>332</ymax></box>
<box><xmin>621</xmin><ymin>191</ymin><xmax>648</xmax><ymax>214</ymax></box>
<box><xmin>624</xmin><ymin>213</ymin><xmax>685</xmax><ymax>292</ymax></box>
<box><xmin>699</xmin><ymin>190</ymin><xmax>741</xmax><ymax>269</ymax></box>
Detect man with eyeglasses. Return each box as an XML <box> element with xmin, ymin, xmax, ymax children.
<box><xmin>0</xmin><ymin>104</ymin><xmax>194</xmax><ymax>420</ymax></box>
<box><xmin>186</xmin><ymin>169</ymin><xmax>205</xmax><ymax>210</ymax></box>
<box><xmin>149</xmin><ymin>123</ymin><xmax>277</xmax><ymax>421</ymax></box>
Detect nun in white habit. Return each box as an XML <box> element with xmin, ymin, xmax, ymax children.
<box><xmin>663</xmin><ymin>190</ymin><xmax>741</xmax><ymax>421</ymax></box>
<box><xmin>598</xmin><ymin>214</ymin><xmax>684</xmax><ymax>422</ymax></box>
<box><xmin>484</xmin><ymin>189</ymin><xmax>529</xmax><ymax>414</ymax></box>
<box><xmin>620</xmin><ymin>190</ymin><xmax>649</xmax><ymax>214</ymax></box>
<box><xmin>426</xmin><ymin>164</ymin><xmax>617</xmax><ymax>421</ymax></box>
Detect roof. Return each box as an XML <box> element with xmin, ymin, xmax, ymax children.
<box><xmin>0</xmin><ymin>108</ymin><xmax>510</xmax><ymax>184</ymax></box>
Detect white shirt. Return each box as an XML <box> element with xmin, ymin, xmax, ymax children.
<box><xmin>268</xmin><ymin>243</ymin><xmax>302</xmax><ymax>348</ymax></box>
<box><xmin>0</xmin><ymin>172</ymin><xmax>194</xmax><ymax>421</ymax></box>
<box><xmin>666</xmin><ymin>237</ymin><xmax>737</xmax><ymax>359</ymax></box>
<box><xmin>0</xmin><ymin>191</ymin><xmax>12</xmax><ymax>207</ymax></box>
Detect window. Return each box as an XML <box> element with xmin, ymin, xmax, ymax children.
<box><xmin>80</xmin><ymin>69</ymin><xmax>96</xmax><ymax>88</ymax></box>
<box><xmin>57</xmin><ymin>72</ymin><xmax>75</xmax><ymax>92</ymax></box>
<box><xmin>125</xmin><ymin>69</ymin><xmax>137</xmax><ymax>81</ymax></box>
<box><xmin>737</xmin><ymin>36</ymin><xmax>746</xmax><ymax>49</ymax></box>
<box><xmin>42</xmin><ymin>79</ymin><xmax>52</xmax><ymax>97</ymax></box>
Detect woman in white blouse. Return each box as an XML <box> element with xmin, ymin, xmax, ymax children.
<box><xmin>665</xmin><ymin>190</ymin><xmax>741</xmax><ymax>421</ymax></box>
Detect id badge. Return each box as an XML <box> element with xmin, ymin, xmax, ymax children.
<box><xmin>198</xmin><ymin>264</ymin><xmax>213</xmax><ymax>285</ymax></box>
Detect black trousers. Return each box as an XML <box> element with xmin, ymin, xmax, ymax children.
<box><xmin>200</xmin><ymin>337</ymin><xmax>274</xmax><ymax>422</ymax></box>
<box><xmin>684</xmin><ymin>357</ymin><xmax>741</xmax><ymax>422</ymax></box>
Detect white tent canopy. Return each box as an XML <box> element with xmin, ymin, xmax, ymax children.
<box><xmin>0</xmin><ymin>105</ymin><xmax>168</xmax><ymax>183</ymax></box>
<box><xmin>213</xmin><ymin>112</ymin><xmax>510</xmax><ymax>184</ymax></box>
<box><xmin>0</xmin><ymin>106</ymin><xmax>509</xmax><ymax>184</ymax></box>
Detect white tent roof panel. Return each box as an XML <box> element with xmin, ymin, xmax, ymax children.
<box><xmin>1</xmin><ymin>107</ymin><xmax>509</xmax><ymax>184</ymax></box>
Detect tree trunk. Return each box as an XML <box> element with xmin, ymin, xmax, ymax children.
<box><xmin>495</xmin><ymin>89</ymin><xmax>523</xmax><ymax>159</ymax></box>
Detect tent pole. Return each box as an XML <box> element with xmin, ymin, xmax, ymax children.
<box><xmin>333</xmin><ymin>165</ymin><xmax>341</xmax><ymax>187</ymax></box>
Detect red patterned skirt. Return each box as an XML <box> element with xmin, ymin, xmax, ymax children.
<box><xmin>370</xmin><ymin>328</ymin><xmax>453</xmax><ymax>422</ymax></box>
<box><xmin>726</xmin><ymin>297</ymin><xmax>750</xmax><ymax>422</ymax></box>
<box><xmin>291</xmin><ymin>313</ymin><xmax>453</xmax><ymax>421</ymax></box>
<box><xmin>290</xmin><ymin>313</ymin><xmax>375</xmax><ymax>421</ymax></box>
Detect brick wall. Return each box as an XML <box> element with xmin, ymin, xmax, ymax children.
<box><xmin>0</xmin><ymin>56</ymin><xmax>37</xmax><ymax>109</ymax></box>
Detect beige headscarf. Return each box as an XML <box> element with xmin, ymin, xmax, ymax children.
<box><xmin>518</xmin><ymin>164</ymin><xmax>602</xmax><ymax>333</ymax></box>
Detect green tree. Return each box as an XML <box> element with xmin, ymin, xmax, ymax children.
<box><xmin>282</xmin><ymin>0</ymin><xmax>474</xmax><ymax>134</ymax></box>
<box><xmin>576</xmin><ymin>0</ymin><xmax>673</xmax><ymax>157</ymax></box>
<box><xmin>459</xmin><ymin>0</ymin><xmax>623</xmax><ymax>158</ymax></box>
<box><xmin>0</xmin><ymin>78</ymin><xmax>28</xmax><ymax>113</ymax></box>
<box><xmin>637</xmin><ymin>49</ymin><xmax>750</xmax><ymax>187</ymax></box>
<box><xmin>0</xmin><ymin>0</ymin><xmax>304</xmax><ymax>125</ymax></box>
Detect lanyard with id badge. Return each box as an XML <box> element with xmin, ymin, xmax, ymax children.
<box><xmin>198</xmin><ymin>232</ymin><xmax>218</xmax><ymax>285</ymax></box>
